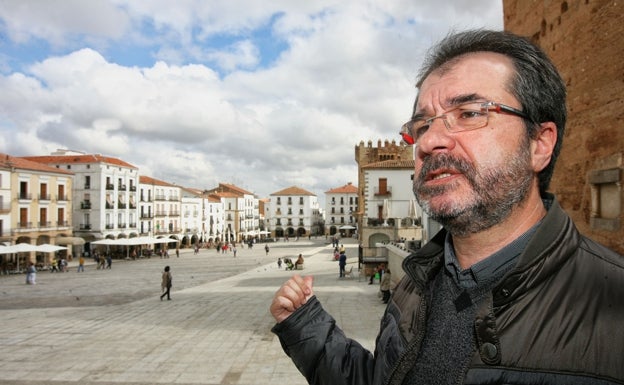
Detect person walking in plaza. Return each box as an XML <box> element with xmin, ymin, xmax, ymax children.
<box><xmin>338</xmin><ymin>251</ymin><xmax>347</xmax><ymax>278</ymax></box>
<box><xmin>25</xmin><ymin>262</ymin><xmax>36</xmax><ymax>284</ymax></box>
<box><xmin>106</xmin><ymin>254</ymin><xmax>112</xmax><ymax>269</ymax></box>
<box><xmin>265</xmin><ymin>244</ymin><xmax>270</xmax><ymax>256</ymax></box>
<box><xmin>77</xmin><ymin>255</ymin><xmax>85</xmax><ymax>272</ymax></box>
<box><xmin>50</xmin><ymin>258</ymin><xmax>59</xmax><ymax>272</ymax></box>
<box><xmin>160</xmin><ymin>266</ymin><xmax>172</xmax><ymax>301</ymax></box>
<box><xmin>269</xmin><ymin>29</ymin><xmax>624</xmax><ymax>384</ymax></box>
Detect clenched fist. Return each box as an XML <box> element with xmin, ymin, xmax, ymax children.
<box><xmin>270</xmin><ymin>274</ymin><xmax>315</xmax><ymax>323</ymax></box>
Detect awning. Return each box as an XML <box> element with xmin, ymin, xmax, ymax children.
<box><xmin>92</xmin><ymin>236</ymin><xmax>180</xmax><ymax>246</ymax></box>
<box><xmin>56</xmin><ymin>236</ymin><xmax>86</xmax><ymax>246</ymax></box>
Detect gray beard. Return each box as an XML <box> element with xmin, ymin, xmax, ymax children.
<box><xmin>413</xmin><ymin>147</ymin><xmax>533</xmax><ymax>237</ymax></box>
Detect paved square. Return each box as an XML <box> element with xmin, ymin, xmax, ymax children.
<box><xmin>0</xmin><ymin>238</ymin><xmax>386</xmax><ymax>385</ymax></box>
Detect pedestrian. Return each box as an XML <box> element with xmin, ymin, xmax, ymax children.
<box><xmin>265</xmin><ymin>244</ymin><xmax>269</xmax><ymax>256</ymax></box>
<box><xmin>233</xmin><ymin>246</ymin><xmax>237</xmax><ymax>257</ymax></box>
<box><xmin>277</xmin><ymin>258</ymin><xmax>282</xmax><ymax>269</ymax></box>
<box><xmin>379</xmin><ymin>268</ymin><xmax>392</xmax><ymax>304</ymax></box>
<box><xmin>160</xmin><ymin>266</ymin><xmax>172</xmax><ymax>301</ymax></box>
<box><xmin>59</xmin><ymin>257</ymin><xmax>67</xmax><ymax>272</ymax></box>
<box><xmin>106</xmin><ymin>254</ymin><xmax>112</xmax><ymax>269</ymax></box>
<box><xmin>25</xmin><ymin>262</ymin><xmax>36</xmax><ymax>284</ymax></box>
<box><xmin>50</xmin><ymin>258</ymin><xmax>58</xmax><ymax>273</ymax></box>
<box><xmin>176</xmin><ymin>248</ymin><xmax>180</xmax><ymax>258</ymax></box>
<box><xmin>77</xmin><ymin>255</ymin><xmax>85</xmax><ymax>272</ymax></box>
<box><xmin>338</xmin><ymin>252</ymin><xmax>346</xmax><ymax>278</ymax></box>
<box><xmin>269</xmin><ymin>29</ymin><xmax>624</xmax><ymax>384</ymax></box>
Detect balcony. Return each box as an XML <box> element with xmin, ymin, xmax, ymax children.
<box><xmin>374</xmin><ymin>187</ymin><xmax>392</xmax><ymax>196</ymax></box>
<box><xmin>18</xmin><ymin>193</ymin><xmax>32</xmax><ymax>200</ymax></box>
<box><xmin>84</xmin><ymin>184</ymin><xmax>91</xmax><ymax>189</ymax></box>
<box><xmin>38</xmin><ymin>221</ymin><xmax>52</xmax><ymax>228</ymax></box>
<box><xmin>106</xmin><ymin>183</ymin><xmax>114</xmax><ymax>190</ymax></box>
<box><xmin>81</xmin><ymin>201</ymin><xmax>92</xmax><ymax>209</ymax></box>
<box><xmin>129</xmin><ymin>185</ymin><xmax>136</xmax><ymax>192</ymax></box>
<box><xmin>105</xmin><ymin>202</ymin><xmax>114</xmax><ymax>209</ymax></box>
<box><xmin>118</xmin><ymin>184</ymin><xmax>126</xmax><ymax>190</ymax></box>
<box><xmin>105</xmin><ymin>224</ymin><xmax>114</xmax><ymax>229</ymax></box>
<box><xmin>118</xmin><ymin>203</ymin><xmax>127</xmax><ymax>209</ymax></box>
<box><xmin>57</xmin><ymin>220</ymin><xmax>69</xmax><ymax>227</ymax></box>
<box><xmin>57</xmin><ymin>194</ymin><xmax>69</xmax><ymax>201</ymax></box>
<box><xmin>18</xmin><ymin>221</ymin><xmax>33</xmax><ymax>229</ymax></box>
<box><xmin>80</xmin><ymin>224</ymin><xmax>92</xmax><ymax>230</ymax></box>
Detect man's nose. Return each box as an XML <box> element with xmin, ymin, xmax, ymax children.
<box><xmin>417</xmin><ymin>116</ymin><xmax>455</xmax><ymax>153</ymax></box>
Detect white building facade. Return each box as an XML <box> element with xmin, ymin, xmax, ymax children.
<box><xmin>22</xmin><ymin>151</ymin><xmax>139</xmax><ymax>245</ymax></box>
<box><xmin>324</xmin><ymin>182</ymin><xmax>358</xmax><ymax>236</ymax></box>
<box><xmin>267</xmin><ymin>186</ymin><xmax>322</xmax><ymax>238</ymax></box>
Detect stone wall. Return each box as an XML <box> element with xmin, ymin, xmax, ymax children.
<box><xmin>504</xmin><ymin>0</ymin><xmax>624</xmax><ymax>253</ymax></box>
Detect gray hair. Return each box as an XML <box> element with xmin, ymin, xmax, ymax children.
<box><xmin>415</xmin><ymin>29</ymin><xmax>566</xmax><ymax>194</ymax></box>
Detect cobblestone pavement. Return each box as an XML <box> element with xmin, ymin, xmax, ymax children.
<box><xmin>0</xmin><ymin>238</ymin><xmax>386</xmax><ymax>385</ymax></box>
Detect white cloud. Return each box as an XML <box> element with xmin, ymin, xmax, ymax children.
<box><xmin>0</xmin><ymin>0</ymin><xmax>503</xmax><ymax>200</ymax></box>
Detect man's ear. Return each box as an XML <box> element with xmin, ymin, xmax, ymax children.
<box><xmin>531</xmin><ymin>122</ymin><xmax>557</xmax><ymax>173</ymax></box>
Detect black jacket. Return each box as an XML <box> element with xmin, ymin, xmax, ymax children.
<box><xmin>272</xmin><ymin>197</ymin><xmax>624</xmax><ymax>384</ymax></box>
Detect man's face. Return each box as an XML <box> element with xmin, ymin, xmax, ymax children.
<box><xmin>412</xmin><ymin>52</ymin><xmax>535</xmax><ymax>236</ymax></box>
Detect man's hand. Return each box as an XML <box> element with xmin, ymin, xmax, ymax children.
<box><xmin>270</xmin><ymin>274</ymin><xmax>315</xmax><ymax>323</ymax></box>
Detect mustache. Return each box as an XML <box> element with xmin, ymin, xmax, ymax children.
<box><xmin>417</xmin><ymin>153</ymin><xmax>475</xmax><ymax>182</ymax></box>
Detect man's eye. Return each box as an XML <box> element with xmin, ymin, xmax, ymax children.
<box><xmin>414</xmin><ymin>124</ymin><xmax>429</xmax><ymax>138</ymax></box>
<box><xmin>458</xmin><ymin>110</ymin><xmax>485</xmax><ymax>119</ymax></box>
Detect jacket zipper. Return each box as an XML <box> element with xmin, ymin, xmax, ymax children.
<box><xmin>383</xmin><ymin>298</ymin><xmax>428</xmax><ymax>385</ymax></box>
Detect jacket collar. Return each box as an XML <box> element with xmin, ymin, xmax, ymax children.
<box><xmin>402</xmin><ymin>194</ymin><xmax>579</xmax><ymax>302</ymax></box>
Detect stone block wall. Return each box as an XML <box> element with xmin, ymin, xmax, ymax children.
<box><xmin>504</xmin><ymin>0</ymin><xmax>624</xmax><ymax>253</ymax></box>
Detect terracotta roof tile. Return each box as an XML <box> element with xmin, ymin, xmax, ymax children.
<box><xmin>218</xmin><ymin>182</ymin><xmax>254</xmax><ymax>195</ymax></box>
<box><xmin>270</xmin><ymin>186</ymin><xmax>316</xmax><ymax>196</ymax></box>
<box><xmin>139</xmin><ymin>175</ymin><xmax>177</xmax><ymax>187</ymax></box>
<box><xmin>362</xmin><ymin>159</ymin><xmax>415</xmax><ymax>169</ymax></box>
<box><xmin>22</xmin><ymin>154</ymin><xmax>138</xmax><ymax>169</ymax></box>
<box><xmin>0</xmin><ymin>153</ymin><xmax>74</xmax><ymax>175</ymax></box>
<box><xmin>325</xmin><ymin>182</ymin><xmax>358</xmax><ymax>194</ymax></box>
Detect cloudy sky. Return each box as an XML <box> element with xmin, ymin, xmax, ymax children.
<box><xmin>0</xmin><ymin>0</ymin><xmax>503</xmax><ymax>200</ymax></box>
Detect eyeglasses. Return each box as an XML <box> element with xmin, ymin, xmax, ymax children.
<box><xmin>399</xmin><ymin>101</ymin><xmax>532</xmax><ymax>146</ymax></box>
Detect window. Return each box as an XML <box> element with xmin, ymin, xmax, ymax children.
<box><xmin>589</xmin><ymin>167</ymin><xmax>621</xmax><ymax>231</ymax></box>
<box><xmin>39</xmin><ymin>207</ymin><xmax>47</xmax><ymax>227</ymax></box>
<box><xmin>39</xmin><ymin>183</ymin><xmax>49</xmax><ymax>200</ymax></box>
<box><xmin>379</xmin><ymin>178</ymin><xmax>388</xmax><ymax>194</ymax></box>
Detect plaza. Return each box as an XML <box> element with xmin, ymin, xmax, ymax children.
<box><xmin>0</xmin><ymin>237</ymin><xmax>386</xmax><ymax>385</ymax></box>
